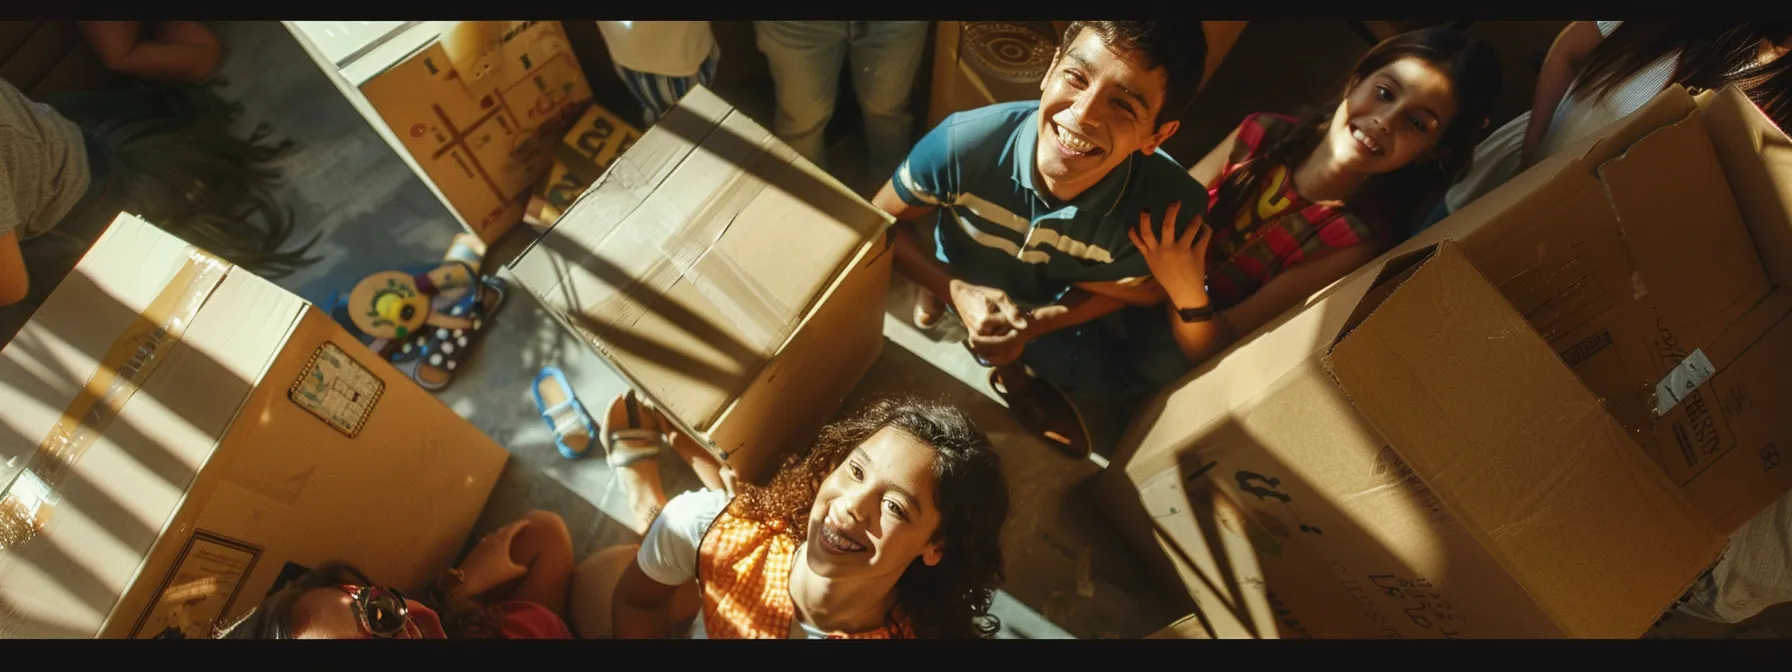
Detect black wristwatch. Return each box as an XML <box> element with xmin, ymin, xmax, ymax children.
<box><xmin>1176</xmin><ymin>303</ymin><xmax>1216</xmax><ymax>323</ymax></box>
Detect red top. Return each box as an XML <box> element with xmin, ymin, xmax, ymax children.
<box><xmin>405</xmin><ymin>599</ymin><xmax>573</xmax><ymax>639</ymax></box>
<box><xmin>1203</xmin><ymin>113</ymin><xmax>1391</xmax><ymax>309</ymax></box>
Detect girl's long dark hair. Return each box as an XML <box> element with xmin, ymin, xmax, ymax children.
<box><xmin>1206</xmin><ymin>27</ymin><xmax>1501</xmax><ymax>241</ymax></box>
<box><xmin>1573</xmin><ymin>21</ymin><xmax>1792</xmax><ymax>130</ymax></box>
<box><xmin>727</xmin><ymin>396</ymin><xmax>1011</xmax><ymax>639</ymax></box>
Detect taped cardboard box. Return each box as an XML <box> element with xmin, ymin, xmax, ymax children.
<box><xmin>0</xmin><ymin>215</ymin><xmax>509</xmax><ymax>639</ymax></box>
<box><xmin>358</xmin><ymin>21</ymin><xmax>594</xmax><ymax>244</ymax></box>
<box><xmin>1098</xmin><ymin>84</ymin><xmax>1792</xmax><ymax>639</ymax></box>
<box><xmin>510</xmin><ymin>85</ymin><xmax>895</xmax><ymax>485</ymax></box>
<box><xmin>525</xmin><ymin>101</ymin><xmax>644</xmax><ymax>230</ymax></box>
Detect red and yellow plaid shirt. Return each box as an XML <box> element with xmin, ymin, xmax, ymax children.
<box><xmin>697</xmin><ymin>506</ymin><xmax>913</xmax><ymax>639</ymax></box>
<box><xmin>1203</xmin><ymin>113</ymin><xmax>1392</xmax><ymax>309</ymax></box>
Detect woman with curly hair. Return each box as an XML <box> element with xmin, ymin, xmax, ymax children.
<box><xmin>584</xmin><ymin>395</ymin><xmax>1012</xmax><ymax>639</ymax></box>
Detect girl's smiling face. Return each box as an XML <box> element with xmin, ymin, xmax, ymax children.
<box><xmin>804</xmin><ymin>427</ymin><xmax>945</xmax><ymax>579</ymax></box>
<box><xmin>1326</xmin><ymin>56</ymin><xmax>1461</xmax><ymax>176</ymax></box>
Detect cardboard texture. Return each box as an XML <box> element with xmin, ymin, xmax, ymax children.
<box><xmin>511</xmin><ymin>85</ymin><xmax>894</xmax><ymax>484</ymax></box>
<box><xmin>358</xmin><ymin>21</ymin><xmax>594</xmax><ymax>244</ymax></box>
<box><xmin>1100</xmin><ymin>84</ymin><xmax>1792</xmax><ymax>639</ymax></box>
<box><xmin>1325</xmin><ymin>242</ymin><xmax>1722</xmax><ymax>638</ymax></box>
<box><xmin>0</xmin><ymin>215</ymin><xmax>509</xmax><ymax>639</ymax></box>
<box><xmin>1147</xmin><ymin>613</ymin><xmax>1214</xmax><ymax>639</ymax></box>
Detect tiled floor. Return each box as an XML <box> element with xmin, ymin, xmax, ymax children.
<box><xmin>199</xmin><ymin>20</ymin><xmax>1790</xmax><ymax>640</ymax></box>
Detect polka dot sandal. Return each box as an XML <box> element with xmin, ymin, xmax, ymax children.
<box><xmin>389</xmin><ymin>275</ymin><xmax>507</xmax><ymax>391</ymax></box>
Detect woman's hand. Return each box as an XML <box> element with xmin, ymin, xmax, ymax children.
<box><xmin>1128</xmin><ymin>201</ymin><xmax>1214</xmax><ymax>309</ymax></box>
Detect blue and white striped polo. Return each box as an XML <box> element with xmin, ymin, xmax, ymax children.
<box><xmin>890</xmin><ymin>100</ymin><xmax>1206</xmax><ymax>306</ymax></box>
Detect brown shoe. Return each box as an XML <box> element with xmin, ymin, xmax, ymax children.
<box><xmin>913</xmin><ymin>285</ymin><xmax>946</xmax><ymax>331</ymax></box>
<box><xmin>989</xmin><ymin>369</ymin><xmax>1092</xmax><ymax>458</ymax></box>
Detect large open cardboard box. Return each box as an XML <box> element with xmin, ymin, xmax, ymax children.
<box><xmin>510</xmin><ymin>85</ymin><xmax>895</xmax><ymax>485</ymax></box>
<box><xmin>1097</xmin><ymin>84</ymin><xmax>1792</xmax><ymax>639</ymax></box>
<box><xmin>0</xmin><ymin>215</ymin><xmax>510</xmax><ymax>639</ymax></box>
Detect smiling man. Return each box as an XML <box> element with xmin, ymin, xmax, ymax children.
<box><xmin>872</xmin><ymin>21</ymin><xmax>1209</xmax><ymax>456</ymax></box>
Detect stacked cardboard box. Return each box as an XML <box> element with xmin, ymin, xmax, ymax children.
<box><xmin>510</xmin><ymin>85</ymin><xmax>896</xmax><ymax>485</ymax></box>
<box><xmin>358</xmin><ymin>21</ymin><xmax>595</xmax><ymax>244</ymax></box>
<box><xmin>1098</xmin><ymin>85</ymin><xmax>1792</xmax><ymax>638</ymax></box>
<box><xmin>0</xmin><ymin>215</ymin><xmax>509</xmax><ymax>639</ymax></box>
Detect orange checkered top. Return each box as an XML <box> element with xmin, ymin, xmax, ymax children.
<box><xmin>697</xmin><ymin>506</ymin><xmax>913</xmax><ymax>639</ymax></box>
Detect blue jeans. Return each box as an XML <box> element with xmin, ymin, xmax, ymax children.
<box><xmin>1019</xmin><ymin>303</ymin><xmax>1195</xmax><ymax>407</ymax></box>
<box><xmin>752</xmin><ymin>21</ymin><xmax>929</xmax><ymax>177</ymax></box>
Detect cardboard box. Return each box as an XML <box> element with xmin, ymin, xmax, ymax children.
<box><xmin>1098</xmin><ymin>84</ymin><xmax>1792</xmax><ymax>639</ymax></box>
<box><xmin>0</xmin><ymin>215</ymin><xmax>509</xmax><ymax>639</ymax></box>
<box><xmin>1147</xmin><ymin>613</ymin><xmax>1214</xmax><ymax>639</ymax></box>
<box><xmin>925</xmin><ymin>21</ymin><xmax>1246</xmax><ymax>129</ymax></box>
<box><xmin>526</xmin><ymin>102</ymin><xmax>644</xmax><ymax>229</ymax></box>
<box><xmin>358</xmin><ymin>21</ymin><xmax>594</xmax><ymax>244</ymax></box>
<box><xmin>510</xmin><ymin>85</ymin><xmax>895</xmax><ymax>485</ymax></box>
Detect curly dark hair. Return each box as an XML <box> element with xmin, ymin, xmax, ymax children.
<box><xmin>1059</xmin><ymin>20</ymin><xmax>1209</xmax><ymax>125</ymax></box>
<box><xmin>726</xmin><ymin>396</ymin><xmax>1011</xmax><ymax>639</ymax></box>
<box><xmin>214</xmin><ymin>561</ymin><xmax>506</xmax><ymax>639</ymax></box>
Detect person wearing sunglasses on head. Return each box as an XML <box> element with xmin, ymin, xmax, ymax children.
<box><xmin>217</xmin><ymin>510</ymin><xmax>576</xmax><ymax>639</ymax></box>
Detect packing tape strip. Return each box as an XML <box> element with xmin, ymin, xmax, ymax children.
<box><xmin>690</xmin><ymin>249</ymin><xmax>796</xmax><ymax>357</ymax></box>
<box><xmin>0</xmin><ymin>247</ymin><xmax>230</xmax><ymax>551</ymax></box>
<box><xmin>590</xmin><ymin>160</ymin><xmax>785</xmax><ymax>354</ymax></box>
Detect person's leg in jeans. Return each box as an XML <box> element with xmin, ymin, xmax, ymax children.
<box><xmin>753</xmin><ymin>21</ymin><xmax>850</xmax><ymax>169</ymax></box>
<box><xmin>614</xmin><ymin>44</ymin><xmax>722</xmax><ymax>126</ymax></box>
<box><xmin>847</xmin><ymin>21</ymin><xmax>931</xmax><ymax>182</ymax></box>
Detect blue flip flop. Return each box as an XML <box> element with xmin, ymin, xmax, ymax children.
<box><xmin>532</xmin><ymin>367</ymin><xmax>598</xmax><ymax>460</ymax></box>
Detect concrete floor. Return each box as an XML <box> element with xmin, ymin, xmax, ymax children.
<box><xmin>210</xmin><ymin>20</ymin><xmax>1182</xmax><ymax>639</ymax></box>
<box><xmin>200</xmin><ymin>20</ymin><xmax>1791</xmax><ymax>639</ymax></box>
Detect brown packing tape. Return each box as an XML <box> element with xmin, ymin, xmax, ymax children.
<box><xmin>0</xmin><ymin>248</ymin><xmax>231</xmax><ymax>551</ymax></box>
<box><xmin>589</xmin><ymin>150</ymin><xmax>790</xmax><ymax>358</ymax></box>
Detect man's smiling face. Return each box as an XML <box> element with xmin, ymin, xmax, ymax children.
<box><xmin>1034</xmin><ymin>29</ymin><xmax>1179</xmax><ymax>201</ymax></box>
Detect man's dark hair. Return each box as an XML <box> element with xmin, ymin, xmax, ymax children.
<box><xmin>1059</xmin><ymin>21</ymin><xmax>1209</xmax><ymax>126</ymax></box>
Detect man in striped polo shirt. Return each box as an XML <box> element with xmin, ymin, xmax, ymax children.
<box><xmin>871</xmin><ymin>21</ymin><xmax>1210</xmax><ymax>456</ymax></box>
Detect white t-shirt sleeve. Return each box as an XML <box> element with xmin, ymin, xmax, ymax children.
<box><xmin>634</xmin><ymin>488</ymin><xmax>731</xmax><ymax>587</ymax></box>
<box><xmin>1596</xmin><ymin>21</ymin><xmax>1621</xmax><ymax>38</ymax></box>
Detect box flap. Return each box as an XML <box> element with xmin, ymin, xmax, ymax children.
<box><xmin>511</xmin><ymin>85</ymin><xmax>888</xmax><ymax>432</ymax></box>
<box><xmin>1323</xmin><ymin>241</ymin><xmax>1724</xmax><ymax>638</ymax></box>
<box><xmin>1701</xmin><ymin>85</ymin><xmax>1792</xmax><ymax>287</ymax></box>
<box><xmin>1595</xmin><ymin>106</ymin><xmax>1770</xmax><ymax>366</ymax></box>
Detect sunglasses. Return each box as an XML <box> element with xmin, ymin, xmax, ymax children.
<box><xmin>341</xmin><ymin>584</ymin><xmax>412</xmax><ymax>638</ymax></box>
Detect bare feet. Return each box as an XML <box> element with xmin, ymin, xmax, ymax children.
<box><xmin>913</xmin><ymin>284</ymin><xmax>946</xmax><ymax>331</ymax></box>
